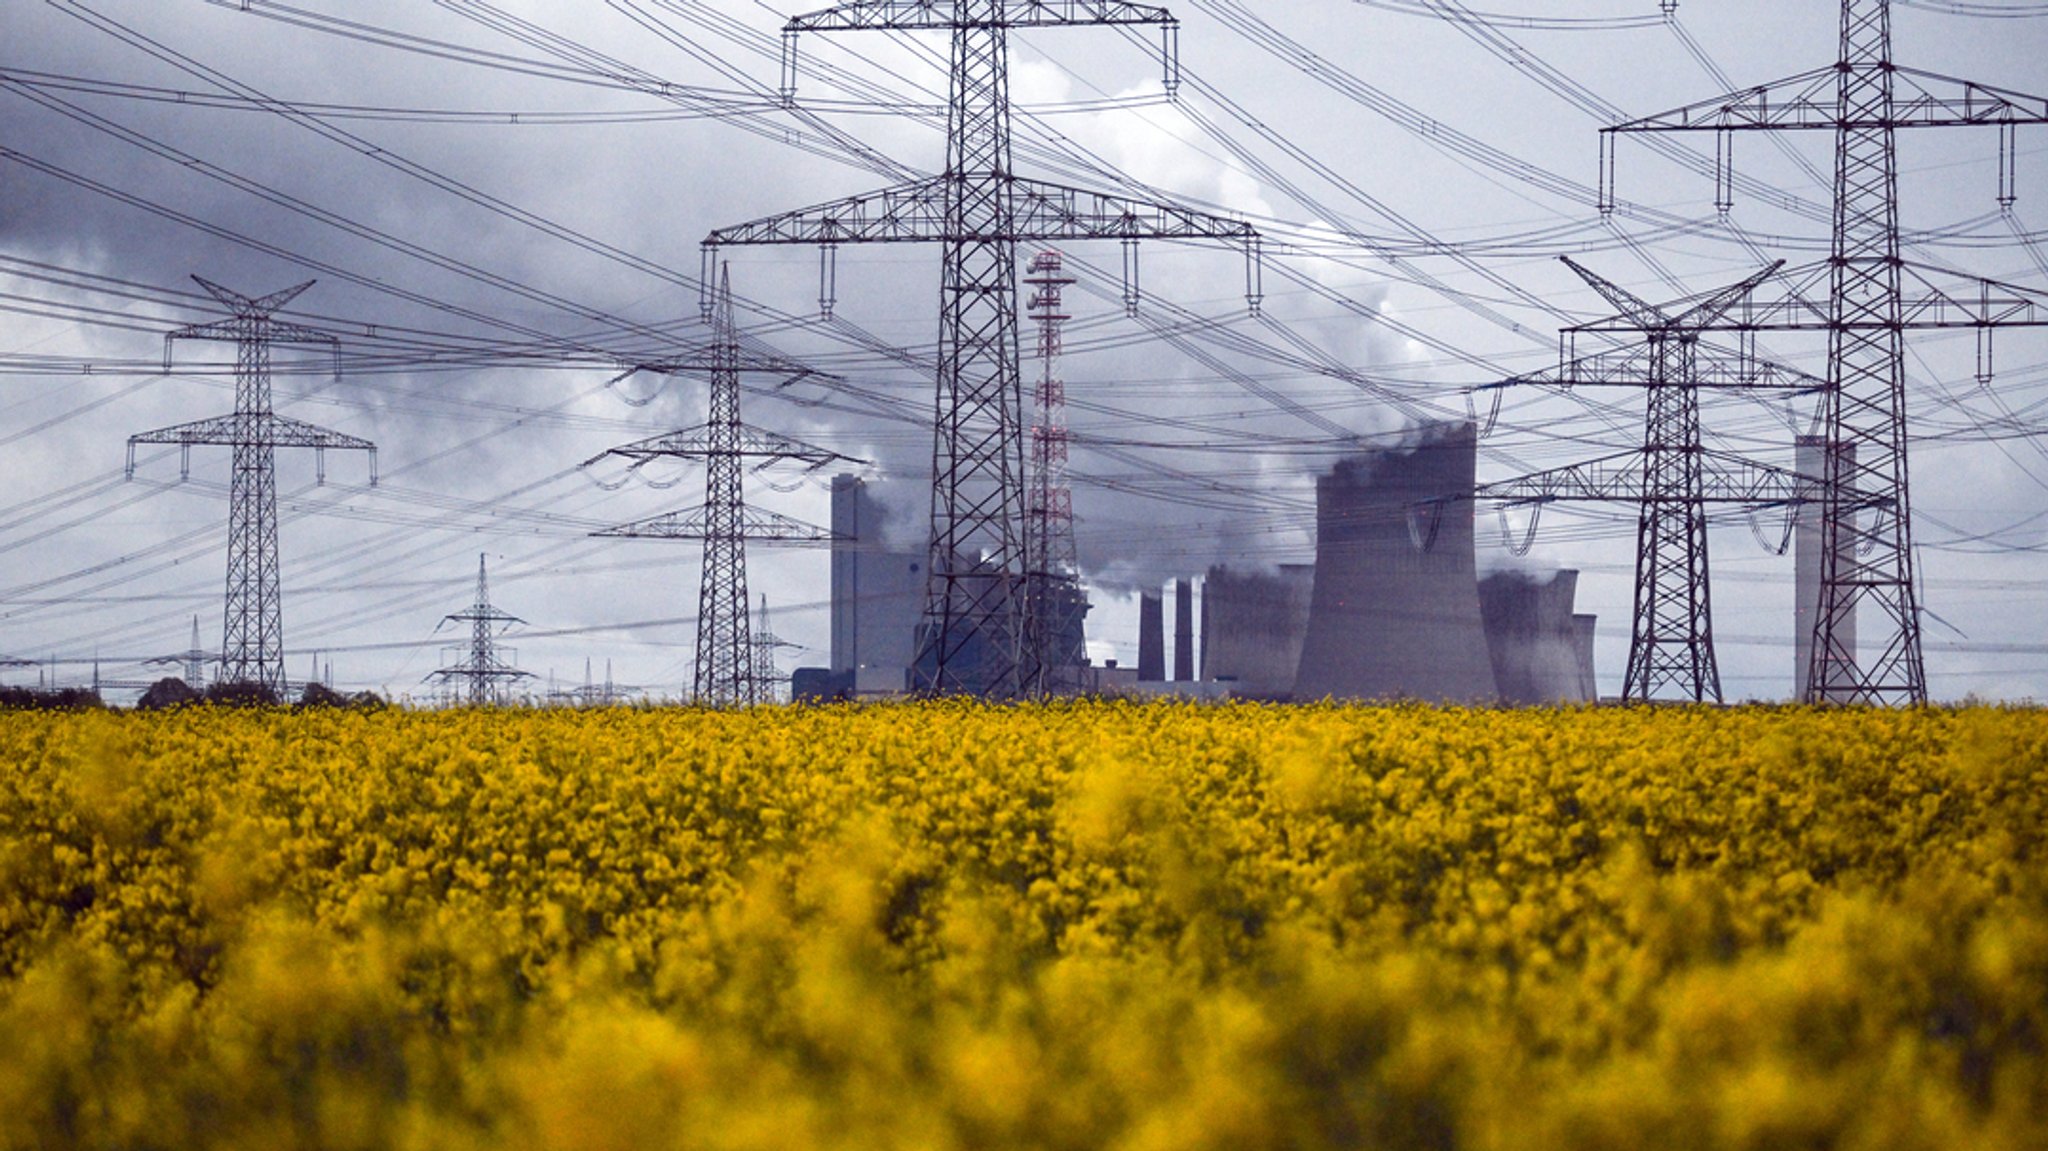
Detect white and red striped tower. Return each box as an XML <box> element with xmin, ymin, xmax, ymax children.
<box><xmin>1025</xmin><ymin>250</ymin><xmax>1085</xmax><ymax>694</ymax></box>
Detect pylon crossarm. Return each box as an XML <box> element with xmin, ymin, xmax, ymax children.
<box><xmin>595</xmin><ymin>505</ymin><xmax>837</xmax><ymax>544</ymax></box>
<box><xmin>1479</xmin><ymin>452</ymin><xmax>1817</xmax><ymax>507</ymax></box>
<box><xmin>706</xmin><ymin>176</ymin><xmax>947</xmax><ymax>246</ymax></box>
<box><xmin>1663</xmin><ymin>259</ymin><xmax>2048</xmax><ymax>332</ymax></box>
<box><xmin>734</xmin><ymin>425</ymin><xmax>864</xmax><ymax>467</ymax></box>
<box><xmin>193</xmin><ymin>275</ymin><xmax>314</xmax><ymax>316</ymax></box>
<box><xmin>128</xmin><ymin>414</ymin><xmax>242</xmax><ymax>447</ymax></box>
<box><xmin>444</xmin><ymin>607</ymin><xmax>526</xmax><ymax>628</ymax></box>
<box><xmin>622</xmin><ymin>351</ymin><xmax>835</xmax><ymax>379</ymax></box>
<box><xmin>1606</xmin><ymin>67</ymin><xmax>2048</xmax><ymax>133</ymax></box>
<box><xmin>1675</xmin><ymin>261</ymin><xmax>1787</xmax><ymax>330</ymax></box>
<box><xmin>1561</xmin><ymin>256</ymin><xmax>1668</xmax><ymax>329</ymax></box>
<box><xmin>705</xmin><ymin>174</ymin><xmax>1253</xmax><ymax>247</ymax></box>
<box><xmin>589</xmin><ymin>424</ymin><xmax>862</xmax><ymax>466</ymax></box>
<box><xmin>1563</xmin><ymin>259</ymin><xmax>1784</xmax><ymax>337</ymax></box>
<box><xmin>169</xmin><ymin>317</ymin><xmax>336</xmax><ymax>351</ymax></box>
<box><xmin>127</xmin><ymin>414</ymin><xmax>368</xmax><ymax>450</ymax></box>
<box><xmin>1009</xmin><ymin>175</ymin><xmax>1255</xmax><ymax>241</ymax></box>
<box><xmin>786</xmin><ymin>1</ymin><xmax>1173</xmax><ymax>33</ymax></box>
<box><xmin>425</xmin><ymin>665</ymin><xmax>532</xmax><ymax>684</ymax></box>
<box><xmin>1494</xmin><ymin>343</ymin><xmax>1824</xmax><ymax>393</ymax></box>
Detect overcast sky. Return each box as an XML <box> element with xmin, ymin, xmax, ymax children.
<box><xmin>2</xmin><ymin>0</ymin><xmax>2045</xmax><ymax>702</ymax></box>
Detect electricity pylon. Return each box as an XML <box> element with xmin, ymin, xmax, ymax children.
<box><xmin>1599</xmin><ymin>0</ymin><xmax>2048</xmax><ymax>703</ymax></box>
<box><xmin>1023</xmin><ymin>249</ymin><xmax>1087</xmax><ymax>695</ymax></box>
<box><xmin>750</xmin><ymin>594</ymin><xmax>800</xmax><ymax>704</ymax></box>
<box><xmin>128</xmin><ymin>279</ymin><xmax>375</xmax><ymax>695</ymax></box>
<box><xmin>1477</xmin><ymin>274</ymin><xmax>1824</xmax><ymax>704</ymax></box>
<box><xmin>1544</xmin><ymin>259</ymin><xmax>1781</xmax><ymax>702</ymax></box>
<box><xmin>145</xmin><ymin>615</ymin><xmax>217</xmax><ymax>690</ymax></box>
<box><xmin>704</xmin><ymin>0</ymin><xmax>1262</xmax><ymax>698</ymax></box>
<box><xmin>591</xmin><ymin>267</ymin><xmax>856</xmax><ymax>707</ymax></box>
<box><xmin>427</xmin><ymin>555</ymin><xmax>532</xmax><ymax>706</ymax></box>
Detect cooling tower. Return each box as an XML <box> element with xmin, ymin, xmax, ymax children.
<box><xmin>1137</xmin><ymin>590</ymin><xmax>1165</xmax><ymax>681</ymax></box>
<box><xmin>1293</xmin><ymin>422</ymin><xmax>1499</xmax><ymax>703</ymax></box>
<box><xmin>1173</xmin><ymin>578</ymin><xmax>1195</xmax><ymax>681</ymax></box>
<box><xmin>1202</xmin><ymin>563</ymin><xmax>1315</xmax><ymax>700</ymax></box>
<box><xmin>1572</xmin><ymin>615</ymin><xmax>1599</xmax><ymax>701</ymax></box>
<box><xmin>830</xmin><ymin>475</ymin><xmax>925</xmax><ymax>676</ymax></box>
<box><xmin>1793</xmin><ymin>436</ymin><xmax>1856</xmax><ymax>701</ymax></box>
<box><xmin>1479</xmin><ymin>570</ymin><xmax>1595</xmax><ymax>706</ymax></box>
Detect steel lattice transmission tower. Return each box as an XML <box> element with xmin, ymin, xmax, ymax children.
<box><xmin>750</xmin><ymin>594</ymin><xmax>800</xmax><ymax>704</ymax></box>
<box><xmin>1023</xmin><ymin>250</ymin><xmax>1087</xmax><ymax>695</ymax></box>
<box><xmin>428</xmin><ymin>555</ymin><xmax>533</xmax><ymax>706</ymax></box>
<box><xmin>145</xmin><ymin>615</ymin><xmax>217</xmax><ymax>691</ymax></box>
<box><xmin>1478</xmin><ymin>260</ymin><xmax>1827</xmax><ymax>703</ymax></box>
<box><xmin>1600</xmin><ymin>0</ymin><xmax>2048</xmax><ymax>703</ymax></box>
<box><xmin>705</xmin><ymin>0</ymin><xmax>1260</xmax><ymax>698</ymax></box>
<box><xmin>128</xmin><ymin>279</ymin><xmax>375</xmax><ymax>695</ymax></box>
<box><xmin>590</xmin><ymin>268</ymin><xmax>855</xmax><ymax>707</ymax></box>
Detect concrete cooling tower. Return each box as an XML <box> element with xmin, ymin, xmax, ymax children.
<box><xmin>1293</xmin><ymin>422</ymin><xmax>1499</xmax><ymax>703</ymax></box>
<box><xmin>1478</xmin><ymin>570</ymin><xmax>1597</xmax><ymax>706</ymax></box>
<box><xmin>1571</xmin><ymin>615</ymin><xmax>1599</xmax><ymax>701</ymax></box>
<box><xmin>1201</xmin><ymin>563</ymin><xmax>1315</xmax><ymax>700</ymax></box>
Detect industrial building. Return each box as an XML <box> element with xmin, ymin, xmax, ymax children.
<box><xmin>822</xmin><ymin>444</ymin><xmax>1608</xmax><ymax>706</ymax></box>
<box><xmin>823</xmin><ymin>474</ymin><xmax>925</xmax><ymax>696</ymax></box>
<box><xmin>808</xmin><ymin>474</ymin><xmax>1091</xmax><ymax>700</ymax></box>
<box><xmin>1293</xmin><ymin>422</ymin><xmax>1501</xmax><ymax>703</ymax></box>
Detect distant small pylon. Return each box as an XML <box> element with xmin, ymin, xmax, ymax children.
<box><xmin>426</xmin><ymin>555</ymin><xmax>533</xmax><ymax>706</ymax></box>
<box><xmin>146</xmin><ymin>615</ymin><xmax>216</xmax><ymax>689</ymax></box>
<box><xmin>749</xmin><ymin>594</ymin><xmax>799</xmax><ymax>705</ymax></box>
<box><xmin>589</xmin><ymin>266</ymin><xmax>855</xmax><ymax>707</ymax></box>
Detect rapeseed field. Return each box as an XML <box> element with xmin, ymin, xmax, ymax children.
<box><xmin>1</xmin><ymin>701</ymin><xmax>2044</xmax><ymax>1149</ymax></box>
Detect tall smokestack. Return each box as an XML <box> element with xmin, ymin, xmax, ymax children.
<box><xmin>1795</xmin><ymin>435</ymin><xmax>1855</xmax><ymax>700</ymax></box>
<box><xmin>1138</xmin><ymin>591</ymin><xmax>1165</xmax><ymax>681</ymax></box>
<box><xmin>1174</xmin><ymin>578</ymin><xmax>1194</xmax><ymax>681</ymax></box>
<box><xmin>831</xmin><ymin>474</ymin><xmax>858</xmax><ymax>672</ymax></box>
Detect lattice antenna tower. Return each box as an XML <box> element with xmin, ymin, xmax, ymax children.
<box><xmin>1023</xmin><ymin>249</ymin><xmax>1088</xmax><ymax>695</ymax></box>
<box><xmin>1600</xmin><ymin>0</ymin><xmax>2048</xmax><ymax>703</ymax></box>
<box><xmin>590</xmin><ymin>266</ymin><xmax>856</xmax><ymax>707</ymax></box>
<box><xmin>428</xmin><ymin>555</ymin><xmax>533</xmax><ymax>706</ymax></box>
<box><xmin>1478</xmin><ymin>259</ymin><xmax>1825</xmax><ymax>703</ymax></box>
<box><xmin>128</xmin><ymin>279</ymin><xmax>375</xmax><ymax>694</ymax></box>
<box><xmin>705</xmin><ymin>0</ymin><xmax>1262</xmax><ymax>698</ymax></box>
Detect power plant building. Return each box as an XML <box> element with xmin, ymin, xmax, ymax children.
<box><xmin>829</xmin><ymin>474</ymin><xmax>925</xmax><ymax>691</ymax></box>
<box><xmin>1293</xmin><ymin>422</ymin><xmax>1500</xmax><ymax>704</ymax></box>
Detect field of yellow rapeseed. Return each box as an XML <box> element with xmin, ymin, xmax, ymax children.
<box><xmin>1</xmin><ymin>701</ymin><xmax>2044</xmax><ymax>1150</ymax></box>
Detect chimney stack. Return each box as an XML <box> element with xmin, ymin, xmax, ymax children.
<box><xmin>1174</xmin><ymin>578</ymin><xmax>1195</xmax><ymax>682</ymax></box>
<box><xmin>1138</xmin><ymin>591</ymin><xmax>1165</xmax><ymax>681</ymax></box>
